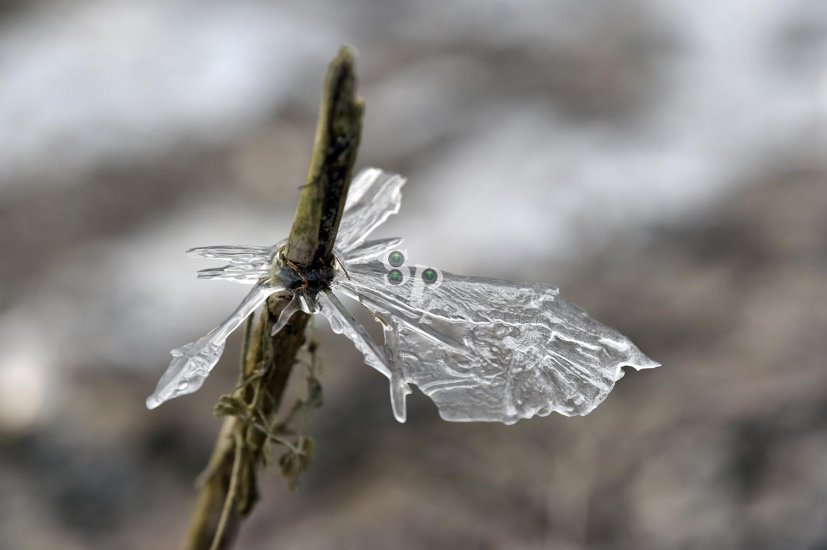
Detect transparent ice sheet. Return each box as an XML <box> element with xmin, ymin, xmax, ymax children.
<box><xmin>147</xmin><ymin>168</ymin><xmax>660</xmax><ymax>423</ymax></box>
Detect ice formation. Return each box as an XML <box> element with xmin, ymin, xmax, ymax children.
<box><xmin>147</xmin><ymin>168</ymin><xmax>660</xmax><ymax>423</ymax></box>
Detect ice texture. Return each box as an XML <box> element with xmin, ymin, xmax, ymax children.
<box><xmin>334</xmin><ymin>258</ymin><xmax>659</xmax><ymax>424</ymax></box>
<box><xmin>336</xmin><ymin>168</ymin><xmax>405</xmax><ymax>253</ymax></box>
<box><xmin>147</xmin><ymin>167</ymin><xmax>660</xmax><ymax>423</ymax></box>
<box><xmin>146</xmin><ymin>280</ymin><xmax>284</xmax><ymax>409</ymax></box>
<box><xmin>270</xmin><ymin>293</ymin><xmax>302</xmax><ymax>336</ymax></box>
<box><xmin>189</xmin><ymin>242</ymin><xmax>281</xmax><ymax>284</ymax></box>
<box><xmin>315</xmin><ymin>289</ymin><xmax>412</xmax><ymax>422</ymax></box>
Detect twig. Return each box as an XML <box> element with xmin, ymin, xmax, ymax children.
<box><xmin>181</xmin><ymin>45</ymin><xmax>364</xmax><ymax>550</ymax></box>
<box><xmin>209</xmin><ymin>431</ymin><xmax>242</xmax><ymax>550</ymax></box>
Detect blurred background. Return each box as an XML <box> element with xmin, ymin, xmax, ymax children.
<box><xmin>1</xmin><ymin>0</ymin><xmax>826</xmax><ymax>548</ymax></box>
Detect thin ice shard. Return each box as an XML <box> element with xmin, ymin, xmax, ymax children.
<box><xmin>339</xmin><ymin>237</ymin><xmax>404</xmax><ymax>265</ymax></box>
<box><xmin>189</xmin><ymin>244</ymin><xmax>279</xmax><ymax>284</ymax></box>
<box><xmin>187</xmin><ymin>245</ymin><xmax>274</xmax><ymax>261</ymax></box>
<box><xmin>335</xmin><ymin>168</ymin><xmax>405</xmax><ymax>252</ymax></box>
<box><xmin>271</xmin><ymin>294</ymin><xmax>302</xmax><ymax>336</ymax></box>
<box><xmin>316</xmin><ymin>290</ymin><xmax>390</xmax><ymax>378</ymax></box>
<box><xmin>315</xmin><ymin>289</ymin><xmax>412</xmax><ymax>421</ymax></box>
<box><xmin>146</xmin><ymin>280</ymin><xmax>285</xmax><ymax>409</ymax></box>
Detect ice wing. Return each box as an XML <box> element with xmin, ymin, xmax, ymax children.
<box><xmin>315</xmin><ymin>290</ymin><xmax>415</xmax><ymax>423</ymax></box>
<box><xmin>334</xmin><ymin>260</ymin><xmax>659</xmax><ymax>425</ymax></box>
<box><xmin>336</xmin><ymin>168</ymin><xmax>405</xmax><ymax>253</ymax></box>
<box><xmin>146</xmin><ymin>280</ymin><xmax>286</xmax><ymax>409</ymax></box>
<box><xmin>187</xmin><ymin>243</ymin><xmax>281</xmax><ymax>284</ymax></box>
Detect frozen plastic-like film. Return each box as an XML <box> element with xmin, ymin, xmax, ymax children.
<box><xmin>146</xmin><ymin>280</ymin><xmax>284</xmax><ymax>409</ymax></box>
<box><xmin>335</xmin><ymin>168</ymin><xmax>405</xmax><ymax>253</ymax></box>
<box><xmin>334</xmin><ymin>260</ymin><xmax>658</xmax><ymax>424</ymax></box>
<box><xmin>147</xmin><ymin>168</ymin><xmax>660</xmax><ymax>423</ymax></box>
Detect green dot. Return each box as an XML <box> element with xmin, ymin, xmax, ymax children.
<box><xmin>389</xmin><ymin>251</ymin><xmax>405</xmax><ymax>267</ymax></box>
<box><xmin>387</xmin><ymin>269</ymin><xmax>403</xmax><ymax>285</ymax></box>
<box><xmin>422</xmin><ymin>268</ymin><xmax>437</xmax><ymax>284</ymax></box>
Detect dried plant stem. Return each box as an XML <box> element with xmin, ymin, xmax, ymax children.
<box><xmin>208</xmin><ymin>431</ymin><xmax>242</xmax><ymax>550</ymax></box>
<box><xmin>181</xmin><ymin>45</ymin><xmax>364</xmax><ymax>550</ymax></box>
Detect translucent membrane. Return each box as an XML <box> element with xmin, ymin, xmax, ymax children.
<box><xmin>188</xmin><ymin>242</ymin><xmax>281</xmax><ymax>284</ymax></box>
<box><xmin>148</xmin><ymin>168</ymin><xmax>659</xmax><ymax>424</ymax></box>
<box><xmin>316</xmin><ymin>289</ymin><xmax>411</xmax><ymax>422</ymax></box>
<box><xmin>334</xmin><ymin>259</ymin><xmax>659</xmax><ymax>424</ymax></box>
<box><xmin>335</xmin><ymin>168</ymin><xmax>405</xmax><ymax>253</ymax></box>
<box><xmin>146</xmin><ymin>280</ymin><xmax>284</xmax><ymax>409</ymax></box>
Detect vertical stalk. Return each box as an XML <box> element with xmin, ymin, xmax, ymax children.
<box><xmin>182</xmin><ymin>45</ymin><xmax>364</xmax><ymax>550</ymax></box>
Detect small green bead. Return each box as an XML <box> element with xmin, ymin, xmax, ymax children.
<box><xmin>389</xmin><ymin>251</ymin><xmax>405</xmax><ymax>267</ymax></box>
<box><xmin>388</xmin><ymin>269</ymin><xmax>403</xmax><ymax>285</ymax></box>
<box><xmin>422</xmin><ymin>268</ymin><xmax>437</xmax><ymax>284</ymax></box>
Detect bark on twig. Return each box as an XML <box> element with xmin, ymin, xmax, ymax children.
<box><xmin>182</xmin><ymin>45</ymin><xmax>364</xmax><ymax>550</ymax></box>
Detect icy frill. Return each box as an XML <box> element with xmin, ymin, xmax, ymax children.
<box><xmin>147</xmin><ymin>168</ymin><xmax>660</xmax><ymax>424</ymax></box>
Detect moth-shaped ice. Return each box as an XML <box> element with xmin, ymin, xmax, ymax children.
<box><xmin>147</xmin><ymin>168</ymin><xmax>660</xmax><ymax>423</ymax></box>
